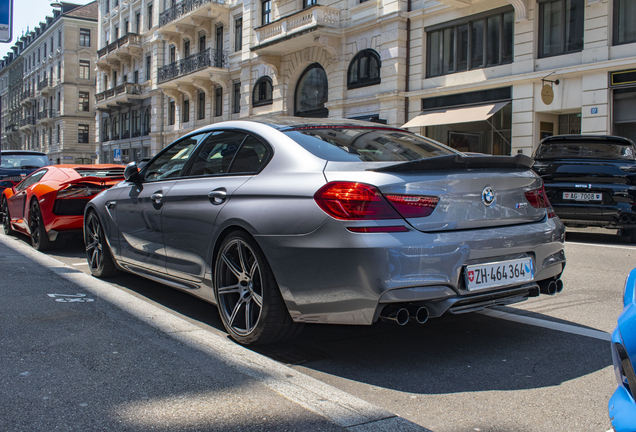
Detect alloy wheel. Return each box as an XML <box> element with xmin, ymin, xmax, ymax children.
<box><xmin>216</xmin><ymin>239</ymin><xmax>263</xmax><ymax>337</ymax></box>
<box><xmin>85</xmin><ymin>213</ymin><xmax>104</xmax><ymax>272</ymax></box>
<box><xmin>29</xmin><ymin>202</ymin><xmax>41</xmax><ymax>246</ymax></box>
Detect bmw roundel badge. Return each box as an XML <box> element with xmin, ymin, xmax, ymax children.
<box><xmin>482</xmin><ymin>187</ymin><xmax>495</xmax><ymax>206</ymax></box>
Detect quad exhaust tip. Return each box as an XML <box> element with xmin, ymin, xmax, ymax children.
<box><xmin>380</xmin><ymin>306</ymin><xmax>410</xmax><ymax>326</ymax></box>
<box><xmin>409</xmin><ymin>306</ymin><xmax>429</xmax><ymax>324</ymax></box>
<box><xmin>540</xmin><ymin>279</ymin><xmax>563</xmax><ymax>296</ymax></box>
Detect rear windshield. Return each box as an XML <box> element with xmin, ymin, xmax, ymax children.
<box><xmin>0</xmin><ymin>154</ymin><xmax>49</xmax><ymax>169</ymax></box>
<box><xmin>535</xmin><ymin>142</ymin><xmax>636</xmax><ymax>160</ymax></box>
<box><xmin>283</xmin><ymin>128</ymin><xmax>458</xmax><ymax>162</ymax></box>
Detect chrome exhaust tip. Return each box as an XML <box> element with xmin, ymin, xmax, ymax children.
<box><xmin>380</xmin><ymin>306</ymin><xmax>410</xmax><ymax>326</ymax></box>
<box><xmin>408</xmin><ymin>306</ymin><xmax>429</xmax><ymax>324</ymax></box>
<box><xmin>540</xmin><ymin>280</ymin><xmax>558</xmax><ymax>295</ymax></box>
<box><xmin>620</xmin><ymin>214</ymin><xmax>631</xmax><ymax>223</ymax></box>
<box><xmin>555</xmin><ymin>279</ymin><xmax>564</xmax><ymax>293</ymax></box>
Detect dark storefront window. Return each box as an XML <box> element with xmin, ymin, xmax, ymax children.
<box><xmin>427</xmin><ymin>8</ymin><xmax>513</xmax><ymax>78</ymax></box>
<box><xmin>295</xmin><ymin>63</ymin><xmax>328</xmax><ymax>118</ymax></box>
<box><xmin>538</xmin><ymin>0</ymin><xmax>584</xmax><ymax>58</ymax></box>
<box><xmin>614</xmin><ymin>0</ymin><xmax>636</xmax><ymax>46</ymax></box>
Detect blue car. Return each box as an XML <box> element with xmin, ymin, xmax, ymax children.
<box><xmin>609</xmin><ymin>268</ymin><xmax>636</xmax><ymax>431</ymax></box>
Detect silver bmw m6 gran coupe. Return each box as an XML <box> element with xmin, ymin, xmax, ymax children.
<box><xmin>84</xmin><ymin>116</ymin><xmax>566</xmax><ymax>345</ymax></box>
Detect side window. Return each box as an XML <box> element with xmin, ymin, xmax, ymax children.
<box><xmin>187</xmin><ymin>131</ymin><xmax>248</xmax><ymax>177</ymax></box>
<box><xmin>229</xmin><ymin>136</ymin><xmax>270</xmax><ymax>173</ymax></box>
<box><xmin>143</xmin><ymin>133</ymin><xmax>208</xmax><ymax>181</ymax></box>
<box><xmin>16</xmin><ymin>169</ymin><xmax>48</xmax><ymax>191</ymax></box>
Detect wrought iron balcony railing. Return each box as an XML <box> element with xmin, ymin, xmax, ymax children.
<box><xmin>21</xmin><ymin>89</ymin><xmax>34</xmax><ymax>101</ymax></box>
<box><xmin>159</xmin><ymin>0</ymin><xmax>227</xmax><ymax>27</ymax></box>
<box><xmin>97</xmin><ymin>33</ymin><xmax>142</xmax><ymax>58</ymax></box>
<box><xmin>157</xmin><ymin>48</ymin><xmax>228</xmax><ymax>84</ymax></box>
<box><xmin>19</xmin><ymin>116</ymin><xmax>36</xmax><ymax>127</ymax></box>
<box><xmin>37</xmin><ymin>78</ymin><xmax>50</xmax><ymax>91</ymax></box>
<box><xmin>37</xmin><ymin>109</ymin><xmax>55</xmax><ymax>121</ymax></box>
<box><xmin>95</xmin><ymin>83</ymin><xmax>143</xmax><ymax>103</ymax></box>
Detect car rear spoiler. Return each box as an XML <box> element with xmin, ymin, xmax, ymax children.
<box><xmin>369</xmin><ymin>154</ymin><xmax>534</xmax><ymax>172</ymax></box>
<box><xmin>59</xmin><ymin>174</ymin><xmax>124</xmax><ymax>188</ymax></box>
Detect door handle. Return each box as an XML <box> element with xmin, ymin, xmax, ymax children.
<box><xmin>150</xmin><ymin>193</ymin><xmax>164</xmax><ymax>204</ymax></box>
<box><xmin>208</xmin><ymin>189</ymin><xmax>227</xmax><ymax>205</ymax></box>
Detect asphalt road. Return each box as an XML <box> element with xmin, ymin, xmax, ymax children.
<box><xmin>3</xmin><ymin>227</ymin><xmax>630</xmax><ymax>432</ymax></box>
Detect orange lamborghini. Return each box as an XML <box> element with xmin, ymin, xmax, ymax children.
<box><xmin>2</xmin><ymin>164</ymin><xmax>125</xmax><ymax>250</ymax></box>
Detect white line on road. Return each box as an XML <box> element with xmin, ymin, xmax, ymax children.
<box><xmin>479</xmin><ymin>309</ymin><xmax>611</xmax><ymax>341</ymax></box>
<box><xmin>567</xmin><ymin>241</ymin><xmax>636</xmax><ymax>251</ymax></box>
<box><xmin>72</xmin><ymin>262</ymin><xmax>88</xmax><ymax>266</ymax></box>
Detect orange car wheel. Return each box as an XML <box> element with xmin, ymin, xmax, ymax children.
<box><xmin>2</xmin><ymin>198</ymin><xmax>14</xmax><ymax>236</ymax></box>
<box><xmin>29</xmin><ymin>200</ymin><xmax>53</xmax><ymax>251</ymax></box>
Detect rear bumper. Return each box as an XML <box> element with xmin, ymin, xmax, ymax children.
<box><xmin>553</xmin><ymin>204</ymin><xmax>636</xmax><ymax>229</ymax></box>
<box><xmin>256</xmin><ymin>217</ymin><xmax>566</xmax><ymax>325</ymax></box>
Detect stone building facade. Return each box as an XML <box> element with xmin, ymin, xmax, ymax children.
<box><xmin>93</xmin><ymin>0</ymin><xmax>636</xmax><ymax>161</ymax></box>
<box><xmin>0</xmin><ymin>1</ymin><xmax>99</xmax><ymax>164</ymax></box>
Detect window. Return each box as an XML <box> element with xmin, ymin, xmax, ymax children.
<box><xmin>112</xmin><ymin>114</ymin><xmax>120</xmax><ymax>139</ymax></box>
<box><xmin>79</xmin><ymin>91</ymin><xmax>90</xmax><ymax>111</ymax></box>
<box><xmin>57</xmin><ymin>61</ymin><xmax>61</xmax><ymax>81</ymax></box>
<box><xmin>144</xmin><ymin>109</ymin><xmax>151</xmax><ymax>135</ymax></box>
<box><xmin>427</xmin><ymin>8</ymin><xmax>513</xmax><ymax>78</ymax></box>
<box><xmin>188</xmin><ymin>132</ymin><xmax>270</xmax><ymax>176</ymax></box>
<box><xmin>102</xmin><ymin>117</ymin><xmax>110</xmax><ymax>141</ymax></box>
<box><xmin>183</xmin><ymin>99</ymin><xmax>190</xmax><ymax>123</ymax></box>
<box><xmin>252</xmin><ymin>76</ymin><xmax>273</xmax><ymax>107</ymax></box>
<box><xmin>147</xmin><ymin>4</ymin><xmax>153</xmax><ymax>30</ymax></box>
<box><xmin>184</xmin><ymin>39</ymin><xmax>190</xmax><ymax>58</ymax></box>
<box><xmin>78</xmin><ymin>124</ymin><xmax>89</xmax><ymax>143</ymax></box>
<box><xmin>114</xmin><ymin>0</ymin><xmax>118</xmax><ymax>7</ymax></box>
<box><xmin>198</xmin><ymin>91</ymin><xmax>205</xmax><ymax>119</ymax></box>
<box><xmin>169</xmin><ymin>99</ymin><xmax>175</xmax><ymax>125</ymax></box>
<box><xmin>304</xmin><ymin>0</ymin><xmax>316</xmax><ymax>7</ymax></box>
<box><xmin>79</xmin><ymin>29</ymin><xmax>91</xmax><ymax>47</ymax></box>
<box><xmin>122</xmin><ymin>112</ymin><xmax>130</xmax><ymax>138</ymax></box>
<box><xmin>133</xmin><ymin>70</ymin><xmax>139</xmax><ymax>83</ymax></box>
<box><xmin>614</xmin><ymin>0</ymin><xmax>636</xmax><ymax>45</ymax></box>
<box><xmin>79</xmin><ymin>60</ymin><xmax>90</xmax><ymax>79</ymax></box>
<box><xmin>144</xmin><ymin>133</ymin><xmax>208</xmax><ymax>181</ymax></box>
<box><xmin>199</xmin><ymin>33</ymin><xmax>206</xmax><ymax>52</ymax></box>
<box><xmin>262</xmin><ymin>0</ymin><xmax>271</xmax><ymax>25</ymax></box>
<box><xmin>44</xmin><ymin>43</ymin><xmax>47</xmax><ymax>57</ymax></box>
<box><xmin>234</xmin><ymin>16</ymin><xmax>242</xmax><ymax>52</ymax></box>
<box><xmin>132</xmin><ymin>109</ymin><xmax>141</xmax><ymax>136</ymax></box>
<box><xmin>58</xmin><ymin>29</ymin><xmax>61</xmax><ymax>47</ymax></box>
<box><xmin>136</xmin><ymin>12</ymin><xmax>141</xmax><ymax>34</ymax></box>
<box><xmin>233</xmin><ymin>82</ymin><xmax>241</xmax><ymax>114</ymax></box>
<box><xmin>125</xmin><ymin>20</ymin><xmax>129</xmax><ymax>34</ymax></box>
<box><xmin>538</xmin><ymin>0</ymin><xmax>584</xmax><ymax>58</ymax></box>
<box><xmin>347</xmin><ymin>49</ymin><xmax>381</xmax><ymax>89</ymax></box>
<box><xmin>146</xmin><ymin>55</ymin><xmax>151</xmax><ymax>81</ymax></box>
<box><xmin>295</xmin><ymin>63</ymin><xmax>328</xmax><ymax>117</ymax></box>
<box><xmin>105</xmin><ymin>0</ymin><xmax>109</xmax><ymax>14</ymax></box>
<box><xmin>215</xmin><ymin>87</ymin><xmax>222</xmax><ymax>116</ymax></box>
<box><xmin>558</xmin><ymin>113</ymin><xmax>582</xmax><ymax>134</ymax></box>
<box><xmin>114</xmin><ymin>26</ymin><xmax>119</xmax><ymax>40</ymax></box>
<box><xmin>169</xmin><ymin>45</ymin><xmax>176</xmax><ymax>63</ymax></box>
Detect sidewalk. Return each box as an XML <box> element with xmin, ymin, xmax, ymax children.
<box><xmin>0</xmin><ymin>234</ymin><xmax>429</xmax><ymax>432</ymax></box>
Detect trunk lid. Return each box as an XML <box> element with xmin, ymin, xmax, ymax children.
<box><xmin>324</xmin><ymin>158</ymin><xmax>546</xmax><ymax>232</ymax></box>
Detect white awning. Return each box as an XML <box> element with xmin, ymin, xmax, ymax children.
<box><xmin>402</xmin><ymin>101</ymin><xmax>510</xmax><ymax>128</ymax></box>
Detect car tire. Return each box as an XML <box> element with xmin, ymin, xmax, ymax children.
<box><xmin>29</xmin><ymin>200</ymin><xmax>53</xmax><ymax>251</ymax></box>
<box><xmin>624</xmin><ymin>228</ymin><xmax>636</xmax><ymax>244</ymax></box>
<box><xmin>214</xmin><ymin>231</ymin><xmax>303</xmax><ymax>345</ymax></box>
<box><xmin>2</xmin><ymin>198</ymin><xmax>14</xmax><ymax>236</ymax></box>
<box><xmin>84</xmin><ymin>211</ymin><xmax>119</xmax><ymax>278</ymax></box>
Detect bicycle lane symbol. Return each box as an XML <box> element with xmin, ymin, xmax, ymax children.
<box><xmin>47</xmin><ymin>294</ymin><xmax>95</xmax><ymax>303</ymax></box>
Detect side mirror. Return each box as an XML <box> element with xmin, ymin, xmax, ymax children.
<box><xmin>124</xmin><ymin>161</ymin><xmax>140</xmax><ymax>182</ymax></box>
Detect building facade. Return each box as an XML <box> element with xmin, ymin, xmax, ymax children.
<box><xmin>93</xmin><ymin>0</ymin><xmax>636</xmax><ymax>161</ymax></box>
<box><xmin>0</xmin><ymin>1</ymin><xmax>99</xmax><ymax>164</ymax></box>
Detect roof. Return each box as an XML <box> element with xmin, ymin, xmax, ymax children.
<box><xmin>232</xmin><ymin>115</ymin><xmax>403</xmax><ymax>131</ymax></box>
<box><xmin>62</xmin><ymin>1</ymin><xmax>98</xmax><ymax>21</ymax></box>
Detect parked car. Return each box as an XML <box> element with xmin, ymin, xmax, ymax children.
<box><xmin>2</xmin><ymin>164</ymin><xmax>124</xmax><ymax>250</ymax></box>
<box><xmin>608</xmin><ymin>267</ymin><xmax>636</xmax><ymax>432</ymax></box>
<box><xmin>532</xmin><ymin>135</ymin><xmax>636</xmax><ymax>241</ymax></box>
<box><xmin>84</xmin><ymin>117</ymin><xmax>566</xmax><ymax>345</ymax></box>
<box><xmin>0</xmin><ymin>150</ymin><xmax>49</xmax><ymax>183</ymax></box>
<box><xmin>0</xmin><ymin>179</ymin><xmax>16</xmax><ymax>194</ymax></box>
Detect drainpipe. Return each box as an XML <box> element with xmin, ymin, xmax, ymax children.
<box><xmin>404</xmin><ymin>0</ymin><xmax>411</xmax><ymax>127</ymax></box>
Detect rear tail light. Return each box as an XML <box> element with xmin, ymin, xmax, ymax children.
<box><xmin>56</xmin><ymin>184</ymin><xmax>104</xmax><ymax>199</ymax></box>
<box><xmin>385</xmin><ymin>194</ymin><xmax>439</xmax><ymax>218</ymax></box>
<box><xmin>314</xmin><ymin>182</ymin><xmax>401</xmax><ymax>220</ymax></box>
<box><xmin>314</xmin><ymin>182</ymin><xmax>439</xmax><ymax>220</ymax></box>
<box><xmin>524</xmin><ymin>186</ymin><xmax>556</xmax><ymax>218</ymax></box>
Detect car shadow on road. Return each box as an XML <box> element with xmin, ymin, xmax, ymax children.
<box><xmin>565</xmin><ymin>227</ymin><xmax>633</xmax><ymax>245</ymax></box>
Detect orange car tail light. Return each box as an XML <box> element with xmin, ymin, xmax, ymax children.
<box><xmin>56</xmin><ymin>184</ymin><xmax>104</xmax><ymax>199</ymax></box>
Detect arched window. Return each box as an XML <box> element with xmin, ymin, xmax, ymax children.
<box><xmin>347</xmin><ymin>49</ymin><xmax>381</xmax><ymax>89</ymax></box>
<box><xmin>294</xmin><ymin>63</ymin><xmax>328</xmax><ymax>118</ymax></box>
<box><xmin>252</xmin><ymin>76</ymin><xmax>273</xmax><ymax>107</ymax></box>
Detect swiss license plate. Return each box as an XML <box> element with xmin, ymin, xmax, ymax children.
<box><xmin>563</xmin><ymin>192</ymin><xmax>602</xmax><ymax>201</ymax></box>
<box><xmin>464</xmin><ymin>257</ymin><xmax>534</xmax><ymax>291</ymax></box>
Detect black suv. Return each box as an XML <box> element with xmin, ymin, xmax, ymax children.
<box><xmin>0</xmin><ymin>150</ymin><xmax>50</xmax><ymax>183</ymax></box>
<box><xmin>533</xmin><ymin>135</ymin><xmax>636</xmax><ymax>241</ymax></box>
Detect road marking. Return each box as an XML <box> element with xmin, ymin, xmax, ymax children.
<box><xmin>567</xmin><ymin>241</ymin><xmax>636</xmax><ymax>251</ymax></box>
<box><xmin>0</xmin><ymin>234</ymin><xmax>429</xmax><ymax>432</ymax></box>
<box><xmin>72</xmin><ymin>262</ymin><xmax>88</xmax><ymax>266</ymax></box>
<box><xmin>47</xmin><ymin>293</ymin><xmax>94</xmax><ymax>303</ymax></box>
<box><xmin>479</xmin><ymin>309</ymin><xmax>611</xmax><ymax>341</ymax></box>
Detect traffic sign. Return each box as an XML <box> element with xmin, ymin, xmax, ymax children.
<box><xmin>113</xmin><ymin>148</ymin><xmax>121</xmax><ymax>161</ymax></box>
<box><xmin>0</xmin><ymin>0</ymin><xmax>13</xmax><ymax>43</ymax></box>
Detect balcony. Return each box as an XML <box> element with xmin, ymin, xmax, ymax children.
<box><xmin>94</xmin><ymin>83</ymin><xmax>143</xmax><ymax>109</ymax></box>
<box><xmin>37</xmin><ymin>109</ymin><xmax>57</xmax><ymax>125</ymax></box>
<box><xmin>5</xmin><ymin>123</ymin><xmax>17</xmax><ymax>133</ymax></box>
<box><xmin>158</xmin><ymin>0</ymin><xmax>229</xmax><ymax>32</ymax></box>
<box><xmin>19</xmin><ymin>116</ymin><xmax>36</xmax><ymax>130</ymax></box>
<box><xmin>20</xmin><ymin>89</ymin><xmax>36</xmax><ymax>106</ymax></box>
<box><xmin>158</xmin><ymin>48</ymin><xmax>228</xmax><ymax>86</ymax></box>
<box><xmin>97</xmin><ymin>33</ymin><xmax>142</xmax><ymax>65</ymax></box>
<box><xmin>252</xmin><ymin>5</ymin><xmax>341</xmax><ymax>55</ymax></box>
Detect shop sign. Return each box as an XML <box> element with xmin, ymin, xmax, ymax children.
<box><xmin>541</xmin><ymin>85</ymin><xmax>554</xmax><ymax>105</ymax></box>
